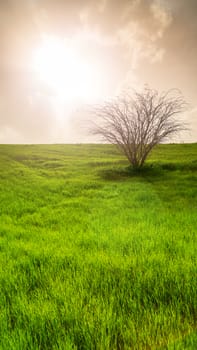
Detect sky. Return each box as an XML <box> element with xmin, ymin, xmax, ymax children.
<box><xmin>0</xmin><ymin>0</ymin><xmax>196</xmax><ymax>143</ymax></box>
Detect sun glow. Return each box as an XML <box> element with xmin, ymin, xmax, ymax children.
<box><xmin>33</xmin><ymin>35</ymin><xmax>102</xmax><ymax>102</ymax></box>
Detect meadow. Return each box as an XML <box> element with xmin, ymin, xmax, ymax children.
<box><xmin>0</xmin><ymin>143</ymin><xmax>196</xmax><ymax>349</ymax></box>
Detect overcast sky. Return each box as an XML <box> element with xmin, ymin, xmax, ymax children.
<box><xmin>0</xmin><ymin>0</ymin><xmax>196</xmax><ymax>143</ymax></box>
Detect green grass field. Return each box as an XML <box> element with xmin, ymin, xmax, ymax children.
<box><xmin>0</xmin><ymin>143</ymin><xmax>196</xmax><ymax>349</ymax></box>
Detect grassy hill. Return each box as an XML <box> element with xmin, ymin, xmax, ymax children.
<box><xmin>0</xmin><ymin>144</ymin><xmax>196</xmax><ymax>349</ymax></box>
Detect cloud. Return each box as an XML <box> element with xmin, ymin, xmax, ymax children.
<box><xmin>150</xmin><ymin>0</ymin><xmax>172</xmax><ymax>39</ymax></box>
<box><xmin>116</xmin><ymin>0</ymin><xmax>172</xmax><ymax>66</ymax></box>
<box><xmin>0</xmin><ymin>91</ymin><xmax>55</xmax><ymax>143</ymax></box>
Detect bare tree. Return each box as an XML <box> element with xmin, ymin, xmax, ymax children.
<box><xmin>90</xmin><ymin>87</ymin><xmax>187</xmax><ymax>168</ymax></box>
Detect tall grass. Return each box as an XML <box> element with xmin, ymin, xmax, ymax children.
<box><xmin>0</xmin><ymin>144</ymin><xmax>196</xmax><ymax>349</ymax></box>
